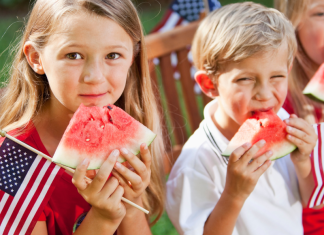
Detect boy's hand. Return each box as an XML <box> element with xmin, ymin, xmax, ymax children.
<box><xmin>224</xmin><ymin>140</ymin><xmax>272</xmax><ymax>202</ymax></box>
<box><xmin>72</xmin><ymin>150</ymin><xmax>126</xmax><ymax>223</ymax></box>
<box><xmin>285</xmin><ymin>114</ymin><xmax>317</xmax><ymax>164</ymax></box>
<box><xmin>111</xmin><ymin>143</ymin><xmax>151</xmax><ymax>212</ymax></box>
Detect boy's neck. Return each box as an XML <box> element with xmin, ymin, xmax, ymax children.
<box><xmin>212</xmin><ymin>105</ymin><xmax>240</xmax><ymax>141</ymax></box>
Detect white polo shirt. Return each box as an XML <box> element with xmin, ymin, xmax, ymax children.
<box><xmin>166</xmin><ymin>99</ymin><xmax>303</xmax><ymax>235</ymax></box>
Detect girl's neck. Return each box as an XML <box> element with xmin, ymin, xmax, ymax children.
<box><xmin>35</xmin><ymin>98</ymin><xmax>74</xmax><ymax>156</ymax></box>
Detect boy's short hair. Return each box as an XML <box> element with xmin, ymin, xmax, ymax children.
<box><xmin>192</xmin><ymin>2</ymin><xmax>297</xmax><ymax>78</ymax></box>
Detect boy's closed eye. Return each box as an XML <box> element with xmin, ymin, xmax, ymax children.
<box><xmin>312</xmin><ymin>12</ymin><xmax>324</xmax><ymax>17</ymax></box>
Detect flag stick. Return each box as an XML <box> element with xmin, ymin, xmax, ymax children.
<box><xmin>0</xmin><ymin>130</ymin><xmax>149</xmax><ymax>214</ymax></box>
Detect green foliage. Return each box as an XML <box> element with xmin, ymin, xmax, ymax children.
<box><xmin>0</xmin><ymin>0</ymin><xmax>27</xmax><ymax>7</ymax></box>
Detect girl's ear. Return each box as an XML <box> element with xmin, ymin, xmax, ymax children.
<box><xmin>23</xmin><ymin>42</ymin><xmax>45</xmax><ymax>75</ymax></box>
<box><xmin>194</xmin><ymin>70</ymin><xmax>219</xmax><ymax>98</ymax></box>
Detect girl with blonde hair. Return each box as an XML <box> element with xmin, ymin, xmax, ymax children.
<box><xmin>0</xmin><ymin>0</ymin><xmax>165</xmax><ymax>234</ymax></box>
<box><xmin>275</xmin><ymin>0</ymin><xmax>324</xmax><ymax>234</ymax></box>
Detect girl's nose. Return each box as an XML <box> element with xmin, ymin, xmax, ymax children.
<box><xmin>83</xmin><ymin>59</ymin><xmax>105</xmax><ymax>84</ymax></box>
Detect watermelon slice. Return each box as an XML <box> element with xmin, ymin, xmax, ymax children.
<box><xmin>52</xmin><ymin>104</ymin><xmax>156</xmax><ymax>169</ymax></box>
<box><xmin>222</xmin><ymin>110</ymin><xmax>296</xmax><ymax>160</ymax></box>
<box><xmin>303</xmin><ymin>63</ymin><xmax>324</xmax><ymax>102</ymax></box>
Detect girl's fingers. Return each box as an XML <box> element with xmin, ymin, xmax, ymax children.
<box><xmin>72</xmin><ymin>158</ymin><xmax>90</xmax><ymax>191</ymax></box>
<box><xmin>108</xmin><ymin>185</ymin><xmax>125</xmax><ymax>205</ymax></box>
<box><xmin>114</xmin><ymin>161</ymin><xmax>144</xmax><ymax>191</ymax></box>
<box><xmin>240</xmin><ymin>140</ymin><xmax>266</xmax><ymax>165</ymax></box>
<box><xmin>228</xmin><ymin>142</ymin><xmax>251</xmax><ymax>163</ymax></box>
<box><xmin>87</xmin><ymin>150</ymin><xmax>119</xmax><ymax>193</ymax></box>
<box><xmin>247</xmin><ymin>150</ymin><xmax>273</xmax><ymax>171</ymax></box>
<box><xmin>140</xmin><ymin>143</ymin><xmax>152</xmax><ymax>169</ymax></box>
<box><xmin>98</xmin><ymin>176</ymin><xmax>120</xmax><ymax>199</ymax></box>
<box><xmin>111</xmin><ymin>170</ymin><xmax>131</xmax><ymax>190</ymax></box>
<box><xmin>119</xmin><ymin>148</ymin><xmax>149</xmax><ymax>180</ymax></box>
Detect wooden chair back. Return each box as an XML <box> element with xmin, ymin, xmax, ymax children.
<box><xmin>145</xmin><ymin>21</ymin><xmax>212</xmax><ymax>174</ymax></box>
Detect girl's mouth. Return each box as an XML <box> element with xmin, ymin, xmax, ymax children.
<box><xmin>79</xmin><ymin>93</ymin><xmax>106</xmax><ymax>98</ymax></box>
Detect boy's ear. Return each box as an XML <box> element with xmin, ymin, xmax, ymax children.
<box><xmin>194</xmin><ymin>70</ymin><xmax>219</xmax><ymax>97</ymax></box>
<box><xmin>23</xmin><ymin>42</ymin><xmax>45</xmax><ymax>75</ymax></box>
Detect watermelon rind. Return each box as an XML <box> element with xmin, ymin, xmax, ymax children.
<box><xmin>222</xmin><ymin>140</ymin><xmax>296</xmax><ymax>161</ymax></box>
<box><xmin>302</xmin><ymin>63</ymin><xmax>324</xmax><ymax>103</ymax></box>
<box><xmin>303</xmin><ymin>86</ymin><xmax>324</xmax><ymax>103</ymax></box>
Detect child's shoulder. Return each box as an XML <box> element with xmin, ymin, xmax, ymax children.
<box><xmin>168</xmin><ymin>119</ymin><xmax>227</xmax><ymax>182</ymax></box>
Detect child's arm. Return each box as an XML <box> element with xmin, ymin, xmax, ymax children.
<box><xmin>285</xmin><ymin>114</ymin><xmax>317</xmax><ymax>206</ymax></box>
<box><xmin>204</xmin><ymin>140</ymin><xmax>273</xmax><ymax>235</ymax></box>
<box><xmin>112</xmin><ymin>143</ymin><xmax>152</xmax><ymax>235</ymax></box>
<box><xmin>72</xmin><ymin>150</ymin><xmax>126</xmax><ymax>235</ymax></box>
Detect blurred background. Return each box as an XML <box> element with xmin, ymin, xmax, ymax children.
<box><xmin>0</xmin><ymin>0</ymin><xmax>273</xmax><ymax>234</ymax></box>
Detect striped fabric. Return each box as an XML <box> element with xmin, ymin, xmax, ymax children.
<box><xmin>308</xmin><ymin>123</ymin><xmax>324</xmax><ymax>208</ymax></box>
<box><xmin>151</xmin><ymin>0</ymin><xmax>221</xmax><ymax>94</ymax></box>
<box><xmin>0</xmin><ymin>138</ymin><xmax>64</xmax><ymax>235</ymax></box>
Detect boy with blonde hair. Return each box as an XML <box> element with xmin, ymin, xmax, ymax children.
<box><xmin>166</xmin><ymin>2</ymin><xmax>317</xmax><ymax>235</ymax></box>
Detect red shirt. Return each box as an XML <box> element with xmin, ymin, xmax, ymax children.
<box><xmin>283</xmin><ymin>97</ymin><xmax>324</xmax><ymax>235</ymax></box>
<box><xmin>4</xmin><ymin>126</ymin><xmax>91</xmax><ymax>235</ymax></box>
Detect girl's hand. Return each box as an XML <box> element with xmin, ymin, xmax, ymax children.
<box><xmin>285</xmin><ymin>114</ymin><xmax>317</xmax><ymax>164</ymax></box>
<box><xmin>224</xmin><ymin>140</ymin><xmax>273</xmax><ymax>202</ymax></box>
<box><xmin>72</xmin><ymin>150</ymin><xmax>126</xmax><ymax>223</ymax></box>
<box><xmin>112</xmin><ymin>143</ymin><xmax>151</xmax><ymax>210</ymax></box>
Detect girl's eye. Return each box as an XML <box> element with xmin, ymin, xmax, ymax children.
<box><xmin>106</xmin><ymin>53</ymin><xmax>120</xmax><ymax>60</ymax></box>
<box><xmin>66</xmin><ymin>53</ymin><xmax>82</xmax><ymax>60</ymax></box>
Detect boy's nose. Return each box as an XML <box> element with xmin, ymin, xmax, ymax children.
<box><xmin>255</xmin><ymin>83</ymin><xmax>272</xmax><ymax>101</ymax></box>
<box><xmin>83</xmin><ymin>59</ymin><xmax>105</xmax><ymax>84</ymax></box>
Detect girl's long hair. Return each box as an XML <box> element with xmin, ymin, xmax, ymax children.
<box><xmin>0</xmin><ymin>0</ymin><xmax>165</xmax><ymax>224</ymax></box>
<box><xmin>275</xmin><ymin>0</ymin><xmax>324</xmax><ymax>124</ymax></box>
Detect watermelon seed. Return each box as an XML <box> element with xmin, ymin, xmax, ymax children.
<box><xmin>91</xmin><ymin>118</ymin><xmax>94</xmax><ymax>121</ymax></box>
<box><xmin>86</xmin><ymin>139</ymin><xmax>90</xmax><ymax>142</ymax></box>
<box><xmin>110</xmin><ymin>118</ymin><xmax>113</xmax><ymax>123</ymax></box>
<box><xmin>107</xmin><ymin>106</ymin><xmax>113</xmax><ymax>110</ymax></box>
<box><xmin>101</xmin><ymin>125</ymin><xmax>104</xmax><ymax>129</ymax></box>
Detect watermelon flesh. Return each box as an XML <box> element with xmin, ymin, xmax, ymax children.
<box><xmin>52</xmin><ymin>104</ymin><xmax>156</xmax><ymax>169</ymax></box>
<box><xmin>222</xmin><ymin>110</ymin><xmax>296</xmax><ymax>161</ymax></box>
<box><xmin>303</xmin><ymin>63</ymin><xmax>324</xmax><ymax>102</ymax></box>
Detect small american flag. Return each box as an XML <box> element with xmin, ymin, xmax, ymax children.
<box><xmin>0</xmin><ymin>137</ymin><xmax>64</xmax><ymax>235</ymax></box>
<box><xmin>308</xmin><ymin>123</ymin><xmax>324</xmax><ymax>208</ymax></box>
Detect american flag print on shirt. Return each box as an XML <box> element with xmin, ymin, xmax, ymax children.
<box><xmin>0</xmin><ymin>137</ymin><xmax>64</xmax><ymax>235</ymax></box>
<box><xmin>308</xmin><ymin>123</ymin><xmax>324</xmax><ymax>208</ymax></box>
<box><xmin>151</xmin><ymin>0</ymin><xmax>221</xmax><ymax>95</ymax></box>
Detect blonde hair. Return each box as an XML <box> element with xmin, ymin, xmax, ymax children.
<box><xmin>0</xmin><ymin>0</ymin><xmax>165</xmax><ymax>225</ymax></box>
<box><xmin>192</xmin><ymin>2</ymin><xmax>297</xmax><ymax>80</ymax></box>
<box><xmin>275</xmin><ymin>0</ymin><xmax>324</xmax><ymax>124</ymax></box>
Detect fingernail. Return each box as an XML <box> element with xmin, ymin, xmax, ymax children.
<box><xmin>243</xmin><ymin>142</ymin><xmax>251</xmax><ymax>148</ymax></box>
<box><xmin>287</xmin><ymin>126</ymin><xmax>292</xmax><ymax>131</ymax></box>
<box><xmin>142</xmin><ymin>143</ymin><xmax>148</xmax><ymax>150</ymax></box>
<box><xmin>266</xmin><ymin>151</ymin><xmax>273</xmax><ymax>157</ymax></box>
<box><xmin>81</xmin><ymin>158</ymin><xmax>89</xmax><ymax>166</ymax></box>
<box><xmin>120</xmin><ymin>148</ymin><xmax>128</xmax><ymax>155</ymax></box>
<box><xmin>112</xmin><ymin>150</ymin><xmax>119</xmax><ymax>157</ymax></box>
<box><xmin>285</xmin><ymin>119</ymin><xmax>289</xmax><ymax>124</ymax></box>
<box><xmin>114</xmin><ymin>161</ymin><xmax>121</xmax><ymax>169</ymax></box>
<box><xmin>259</xmin><ymin>140</ymin><xmax>266</xmax><ymax>146</ymax></box>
